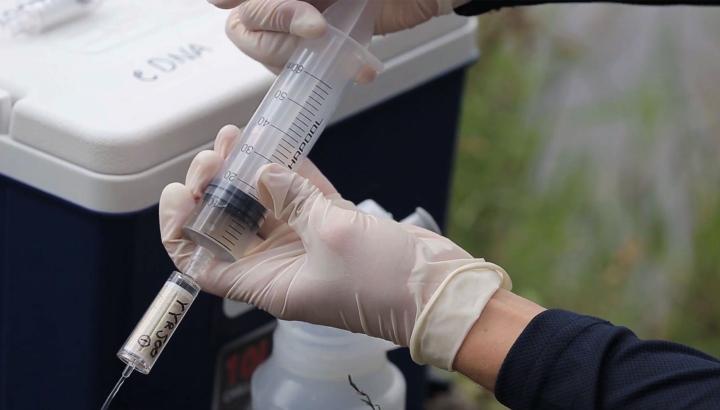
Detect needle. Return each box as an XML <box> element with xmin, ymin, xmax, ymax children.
<box><xmin>101</xmin><ymin>364</ymin><xmax>134</xmax><ymax>410</ymax></box>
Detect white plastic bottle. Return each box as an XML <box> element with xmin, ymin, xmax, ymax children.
<box><xmin>251</xmin><ymin>200</ymin><xmax>441</xmax><ymax>410</ymax></box>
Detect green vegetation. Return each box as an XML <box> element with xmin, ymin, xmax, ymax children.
<box><xmin>447</xmin><ymin>9</ymin><xmax>720</xmax><ymax>407</ymax></box>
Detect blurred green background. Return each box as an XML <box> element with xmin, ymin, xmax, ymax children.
<box><xmin>442</xmin><ymin>4</ymin><xmax>720</xmax><ymax>408</ymax></box>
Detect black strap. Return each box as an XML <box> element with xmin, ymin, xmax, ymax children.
<box><xmin>456</xmin><ymin>1</ymin><xmax>720</xmax><ymax>16</ymax></box>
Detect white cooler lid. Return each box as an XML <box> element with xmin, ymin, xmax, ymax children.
<box><xmin>0</xmin><ymin>0</ymin><xmax>477</xmax><ymax>213</ymax></box>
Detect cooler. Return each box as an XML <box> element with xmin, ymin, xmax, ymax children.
<box><xmin>0</xmin><ymin>1</ymin><xmax>478</xmax><ymax>409</ymax></box>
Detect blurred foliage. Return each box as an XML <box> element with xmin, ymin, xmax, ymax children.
<box><xmin>447</xmin><ymin>6</ymin><xmax>720</xmax><ymax>408</ymax></box>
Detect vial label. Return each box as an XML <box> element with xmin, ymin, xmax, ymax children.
<box><xmin>125</xmin><ymin>281</ymin><xmax>195</xmax><ymax>368</ymax></box>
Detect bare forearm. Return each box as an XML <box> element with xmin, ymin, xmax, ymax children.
<box><xmin>453</xmin><ymin>288</ymin><xmax>545</xmax><ymax>390</ymax></box>
<box><xmin>454</xmin><ymin>291</ymin><xmax>720</xmax><ymax>409</ymax></box>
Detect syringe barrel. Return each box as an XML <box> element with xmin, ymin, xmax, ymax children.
<box><xmin>114</xmin><ymin>0</ymin><xmax>381</xmax><ymax>381</ymax></box>
<box><xmin>183</xmin><ymin>24</ymin><xmax>381</xmax><ymax>261</ymax></box>
<box><xmin>117</xmin><ymin>271</ymin><xmax>200</xmax><ymax>374</ymax></box>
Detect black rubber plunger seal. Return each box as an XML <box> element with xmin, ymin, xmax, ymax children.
<box><xmin>203</xmin><ymin>181</ymin><xmax>267</xmax><ymax>231</ymax></box>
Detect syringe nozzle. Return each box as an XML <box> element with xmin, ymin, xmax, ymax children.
<box><xmin>100</xmin><ymin>364</ymin><xmax>134</xmax><ymax>410</ymax></box>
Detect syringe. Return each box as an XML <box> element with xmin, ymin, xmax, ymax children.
<box><xmin>102</xmin><ymin>0</ymin><xmax>381</xmax><ymax>407</ymax></box>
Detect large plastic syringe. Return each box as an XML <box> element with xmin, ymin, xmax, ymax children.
<box><xmin>101</xmin><ymin>0</ymin><xmax>381</xmax><ymax>407</ymax></box>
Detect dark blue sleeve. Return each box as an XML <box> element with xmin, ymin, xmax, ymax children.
<box><xmin>455</xmin><ymin>1</ymin><xmax>716</xmax><ymax>16</ymax></box>
<box><xmin>495</xmin><ymin>309</ymin><xmax>720</xmax><ymax>409</ymax></box>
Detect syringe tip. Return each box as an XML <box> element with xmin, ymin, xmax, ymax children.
<box><xmin>100</xmin><ymin>364</ymin><xmax>134</xmax><ymax>410</ymax></box>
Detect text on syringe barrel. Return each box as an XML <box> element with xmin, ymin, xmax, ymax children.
<box><xmin>219</xmin><ymin>27</ymin><xmax>361</xmax><ymax>192</ymax></box>
<box><xmin>183</xmin><ymin>26</ymin><xmax>372</xmax><ymax>261</ymax></box>
<box><xmin>117</xmin><ymin>272</ymin><xmax>200</xmax><ymax>374</ymax></box>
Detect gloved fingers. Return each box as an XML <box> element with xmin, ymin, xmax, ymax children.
<box><xmin>258</xmin><ymin>159</ymin><xmax>337</xmax><ymax>237</ymax></box>
<box><xmin>183</xmin><ymin>127</ymin><xmax>338</xmax><ymax>242</ymax></box>
<box><xmin>223</xmin><ymin>240</ymin><xmax>307</xmax><ymax>315</ymax></box>
<box><xmin>371</xmin><ymin>1</ymin><xmax>428</xmax><ymax>34</ymax></box>
<box><xmin>237</xmin><ymin>0</ymin><xmax>327</xmax><ymax>38</ymax></box>
<box><xmin>355</xmin><ymin>65</ymin><xmax>378</xmax><ymax>84</ymax></box>
<box><xmin>157</xmin><ymin>182</ymin><xmax>297</xmax><ymax>300</ymax></box>
<box><xmin>372</xmin><ymin>0</ymin><xmax>461</xmax><ymax>35</ymax></box>
<box><xmin>226</xmin><ymin>16</ymin><xmax>302</xmax><ymax>73</ymax></box>
<box><xmin>256</xmin><ymin>163</ymin><xmax>331</xmax><ymax>234</ymax></box>
<box><xmin>159</xmin><ymin>182</ymin><xmax>197</xmax><ymax>243</ymax></box>
<box><xmin>207</xmin><ymin>0</ymin><xmax>244</xmax><ymax>9</ymax></box>
<box><xmin>438</xmin><ymin>0</ymin><xmax>468</xmax><ymax>15</ymax></box>
<box><xmin>214</xmin><ymin>124</ymin><xmax>242</xmax><ymax>158</ymax></box>
<box><xmin>160</xmin><ymin>127</ymin><xmax>237</xmax><ymax>241</ymax></box>
<box><xmin>226</xmin><ymin>2</ymin><xmax>378</xmax><ymax>83</ymax></box>
<box><xmin>160</xmin><ymin>181</ymin><xmax>268</xmax><ymax>296</ymax></box>
<box><xmin>192</xmin><ymin>234</ymin><xmax>268</xmax><ymax>297</ymax></box>
<box><xmin>404</xmin><ymin>223</ymin><xmax>475</xmax><ymax>261</ymax></box>
<box><xmin>294</xmin><ymin>159</ymin><xmax>337</xmax><ymax>196</ymax></box>
<box><xmin>185</xmin><ymin>125</ymin><xmax>243</xmax><ymax>198</ymax></box>
<box><xmin>226</xmin><ymin>0</ymin><xmax>325</xmax><ymax>71</ymax></box>
<box><xmin>158</xmin><ymin>183</ymin><xmax>215</xmax><ymax>278</ymax></box>
<box><xmin>326</xmin><ymin>193</ymin><xmax>356</xmax><ymax>211</ymax></box>
<box><xmin>184</xmin><ymin>150</ymin><xmax>224</xmax><ymax>199</ymax></box>
<box><xmin>157</xmin><ymin>179</ymin><xmax>270</xmax><ymax>297</ymax></box>
<box><xmin>209</xmin><ymin>0</ymin><xmax>336</xmax><ymax>12</ymax></box>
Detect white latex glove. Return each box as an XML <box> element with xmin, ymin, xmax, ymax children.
<box><xmin>160</xmin><ymin>125</ymin><xmax>510</xmax><ymax>370</ymax></box>
<box><xmin>211</xmin><ymin>0</ymin><xmax>470</xmax><ymax>77</ymax></box>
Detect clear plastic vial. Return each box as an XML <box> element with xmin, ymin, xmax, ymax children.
<box><xmin>117</xmin><ymin>271</ymin><xmax>200</xmax><ymax>374</ymax></box>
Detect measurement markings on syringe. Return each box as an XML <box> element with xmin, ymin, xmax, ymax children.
<box><xmin>274</xmin><ymin>149</ymin><xmax>290</xmax><ymax>160</ymax></box>
<box><xmin>290</xmin><ymin>125</ymin><xmax>305</xmax><ymax>138</ymax></box>
<box><xmin>275</xmin><ymin>90</ymin><xmax>319</xmax><ymax>116</ymax></box>
<box><xmin>227</xmin><ymin>221</ymin><xmax>246</xmax><ymax>236</ymax></box>
<box><xmin>221</xmin><ymin>173</ymin><xmax>261</xmax><ymax>202</ymax></box>
<box><xmin>299</xmin><ymin>112</ymin><xmax>313</xmax><ymax>123</ymax></box>
<box><xmin>314</xmin><ymin>84</ymin><xmax>329</xmax><ymax>96</ymax></box>
<box><xmin>268</xmin><ymin>123</ymin><xmax>299</xmax><ymax>143</ymax></box>
<box><xmin>308</xmin><ymin>95</ymin><xmax>323</xmax><ymax>107</ymax></box>
<box><xmin>311</xmin><ymin>88</ymin><xmax>327</xmax><ymax>100</ymax></box>
<box><xmin>255</xmin><ymin>116</ymin><xmax>306</xmax><ymax>165</ymax></box>
<box><xmin>288</xmin><ymin>128</ymin><xmax>304</xmax><ymax>140</ymax></box>
<box><xmin>253</xmin><ymin>151</ymin><xmax>273</xmax><ymax>164</ymax></box>
<box><xmin>289</xmin><ymin>96</ymin><xmax>318</xmax><ymax>116</ymax></box>
<box><xmin>303</xmin><ymin>70</ymin><xmax>333</xmax><ymax>91</ymax></box>
<box><xmin>289</xmin><ymin>122</ymin><xmax>304</xmax><ymax>133</ymax></box>
<box><xmin>224</xmin><ymin>230</ymin><xmax>240</xmax><ymax>241</ymax></box>
<box><xmin>221</xmin><ymin>215</ymin><xmax>256</xmax><ymax>250</ymax></box>
<box><xmin>285</xmin><ymin>61</ymin><xmax>333</xmax><ymax>92</ymax></box>
<box><xmin>277</xmin><ymin>144</ymin><xmax>293</xmax><ymax>156</ymax></box>
<box><xmin>305</xmin><ymin>100</ymin><xmax>319</xmax><ymax>112</ymax></box>
<box><xmin>222</xmin><ymin>229</ymin><xmax>239</xmax><ymax>244</ymax></box>
<box><xmin>294</xmin><ymin>117</ymin><xmax>309</xmax><ymax>128</ymax></box>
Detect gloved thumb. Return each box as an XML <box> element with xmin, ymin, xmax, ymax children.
<box><xmin>255</xmin><ymin>163</ymin><xmax>329</xmax><ymax>231</ymax></box>
<box><xmin>236</xmin><ymin>0</ymin><xmax>326</xmax><ymax>39</ymax></box>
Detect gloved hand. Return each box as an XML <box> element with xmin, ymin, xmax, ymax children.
<box><xmin>160</xmin><ymin>125</ymin><xmax>511</xmax><ymax>370</ymax></box>
<box><xmin>209</xmin><ymin>0</ymin><xmax>470</xmax><ymax>77</ymax></box>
